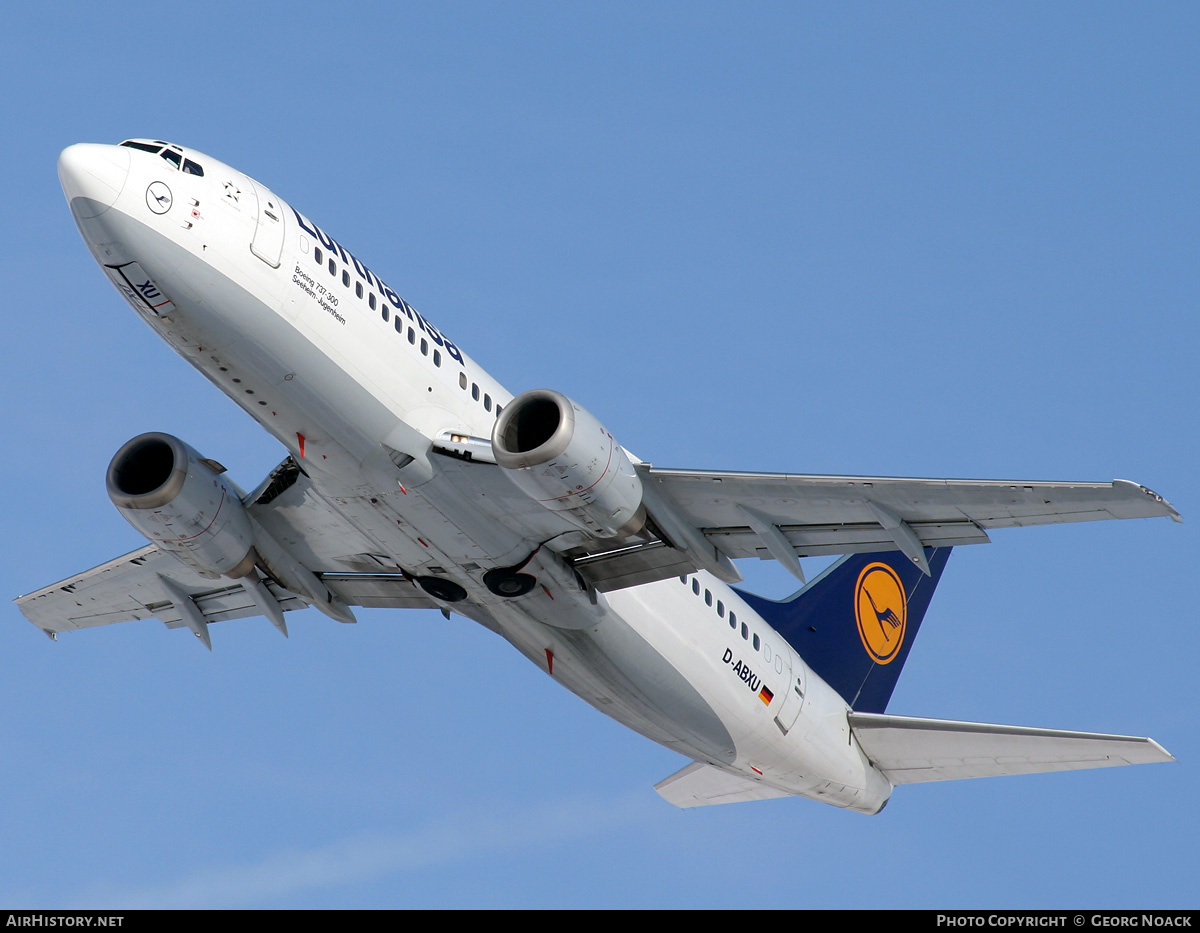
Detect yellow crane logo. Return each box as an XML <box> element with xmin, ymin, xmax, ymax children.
<box><xmin>854</xmin><ymin>562</ymin><xmax>908</xmax><ymax>664</ymax></box>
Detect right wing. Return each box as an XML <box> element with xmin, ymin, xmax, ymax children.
<box><xmin>15</xmin><ymin>457</ymin><xmax>440</xmax><ymax>643</ymax></box>
<box><xmin>17</xmin><ymin>544</ymin><xmax>307</xmax><ymax>636</ymax></box>
<box><xmin>16</xmin><ymin>543</ymin><xmax>438</xmax><ymax>641</ymax></box>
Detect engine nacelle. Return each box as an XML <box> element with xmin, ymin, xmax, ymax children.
<box><xmin>107</xmin><ymin>432</ymin><xmax>257</xmax><ymax>579</ymax></box>
<box><xmin>492</xmin><ymin>390</ymin><xmax>646</xmax><ymax>539</ymax></box>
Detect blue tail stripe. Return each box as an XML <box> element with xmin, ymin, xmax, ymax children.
<box><xmin>734</xmin><ymin>547</ymin><xmax>952</xmax><ymax>713</ymax></box>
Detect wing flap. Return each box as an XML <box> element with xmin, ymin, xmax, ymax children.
<box><xmin>156</xmin><ymin>580</ymin><xmax>308</xmax><ymax>628</ymax></box>
<box><xmin>654</xmin><ymin>761</ymin><xmax>792</xmax><ymax>808</ymax></box>
<box><xmin>706</xmin><ymin>519</ymin><xmax>991</xmax><ymax>559</ymax></box>
<box><xmin>570</xmin><ymin>540</ymin><xmax>699</xmax><ymax>592</ymax></box>
<box><xmin>320</xmin><ymin>573</ymin><xmax>438</xmax><ymax>609</ymax></box>
<box><xmin>849</xmin><ymin>712</ymin><xmax>1174</xmax><ymax>785</ymax></box>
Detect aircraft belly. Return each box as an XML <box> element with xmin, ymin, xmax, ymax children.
<box><xmin>489</xmin><ymin>605</ymin><xmax>737</xmax><ymax>765</ymax></box>
<box><xmin>83</xmin><ymin>214</ymin><xmax>821</xmax><ymax>783</ymax></box>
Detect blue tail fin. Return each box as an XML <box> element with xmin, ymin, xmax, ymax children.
<box><xmin>734</xmin><ymin>547</ymin><xmax>952</xmax><ymax>713</ymax></box>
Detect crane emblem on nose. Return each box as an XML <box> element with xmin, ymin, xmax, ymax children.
<box><xmin>146</xmin><ymin>182</ymin><xmax>173</xmax><ymax>214</ymax></box>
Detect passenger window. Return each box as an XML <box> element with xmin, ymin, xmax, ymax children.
<box><xmin>407</xmin><ymin>328</ymin><xmax>415</xmax><ymax>344</ymax></box>
<box><xmin>342</xmin><ymin>270</ymin><xmax>350</xmax><ymax>288</ymax></box>
<box><xmin>395</xmin><ymin>317</ymin><xmax>404</xmax><ymax>334</ymax></box>
<box><xmin>471</xmin><ymin>384</ymin><xmax>480</xmax><ymax>401</ymax></box>
<box><xmin>753</xmin><ymin>633</ymin><xmax>760</xmax><ymax>650</ymax></box>
<box><xmin>717</xmin><ymin>600</ymin><xmax>724</xmax><ymax>617</ymax></box>
<box><xmin>495</xmin><ymin>406</ymin><xmax>502</xmax><ymax>418</ymax></box>
<box><xmin>692</xmin><ymin>580</ymin><xmax>700</xmax><ymax>595</ymax></box>
<box><xmin>314</xmin><ymin>247</ymin><xmax>323</xmax><ymax>264</ymax></box>
<box><xmin>369</xmin><ymin>293</ymin><xmax>377</xmax><ymax>310</ymax></box>
<box><xmin>729</xmin><ymin>612</ymin><xmax>737</xmax><ymax>630</ymax></box>
<box><xmin>160</xmin><ymin>149</ymin><xmax>182</xmax><ymax>169</ymax></box>
<box><xmin>679</xmin><ymin>576</ymin><xmax>686</xmax><ymax>584</ymax></box>
<box><xmin>356</xmin><ymin>282</ymin><xmax>363</xmax><ymax>299</ymax></box>
<box><xmin>459</xmin><ymin>373</ymin><xmax>467</xmax><ymax>389</ymax></box>
<box><xmin>420</xmin><ymin>339</ymin><xmax>428</xmax><ymax>355</ymax></box>
<box><xmin>433</xmin><ymin>350</ymin><xmax>441</xmax><ymax>366</ymax></box>
<box><xmin>484</xmin><ymin>394</ymin><xmax>492</xmax><ymax>411</ymax></box>
<box><xmin>704</xmin><ymin>590</ymin><xmax>712</xmax><ymax>607</ymax></box>
<box><xmin>328</xmin><ymin>258</ymin><xmax>336</xmax><ymax>276</ymax></box>
<box><xmin>182</xmin><ymin>159</ymin><xmax>204</xmax><ymax>176</ymax></box>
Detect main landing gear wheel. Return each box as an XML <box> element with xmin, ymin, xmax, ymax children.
<box><xmin>483</xmin><ymin>568</ymin><xmax>538</xmax><ymax>598</ymax></box>
<box><xmin>415</xmin><ymin>576</ymin><xmax>468</xmax><ymax>603</ymax></box>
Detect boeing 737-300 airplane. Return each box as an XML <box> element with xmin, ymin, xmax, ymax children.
<box><xmin>17</xmin><ymin>140</ymin><xmax>1180</xmax><ymax>813</ymax></box>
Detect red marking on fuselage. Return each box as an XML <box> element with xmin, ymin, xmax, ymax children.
<box><xmin>545</xmin><ymin>649</ymin><xmax>554</xmax><ymax>675</ymax></box>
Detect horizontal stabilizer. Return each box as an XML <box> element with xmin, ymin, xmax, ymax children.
<box><xmin>849</xmin><ymin>712</ymin><xmax>1174</xmax><ymax>785</ymax></box>
<box><xmin>655</xmin><ymin>761</ymin><xmax>791</xmax><ymax>808</ymax></box>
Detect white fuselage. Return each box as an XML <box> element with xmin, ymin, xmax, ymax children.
<box><xmin>59</xmin><ymin>141</ymin><xmax>893</xmax><ymax>813</ymax></box>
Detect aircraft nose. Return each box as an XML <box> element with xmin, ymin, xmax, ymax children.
<box><xmin>58</xmin><ymin>143</ymin><xmax>131</xmax><ymax>219</ymax></box>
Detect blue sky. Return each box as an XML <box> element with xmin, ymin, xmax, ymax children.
<box><xmin>1</xmin><ymin>2</ymin><xmax>1196</xmax><ymax>909</ymax></box>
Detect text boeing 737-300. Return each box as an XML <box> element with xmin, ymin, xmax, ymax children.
<box><xmin>16</xmin><ymin>139</ymin><xmax>1180</xmax><ymax>813</ymax></box>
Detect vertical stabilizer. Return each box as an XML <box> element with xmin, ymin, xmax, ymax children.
<box><xmin>735</xmin><ymin>547</ymin><xmax>951</xmax><ymax>712</ymax></box>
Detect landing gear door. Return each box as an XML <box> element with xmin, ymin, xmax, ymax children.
<box><xmin>247</xmin><ymin>178</ymin><xmax>285</xmax><ymax>268</ymax></box>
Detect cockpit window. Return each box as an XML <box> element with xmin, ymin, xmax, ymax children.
<box><xmin>120</xmin><ymin>140</ymin><xmax>204</xmax><ymax>176</ymax></box>
<box><xmin>120</xmin><ymin>140</ymin><xmax>162</xmax><ymax>154</ymax></box>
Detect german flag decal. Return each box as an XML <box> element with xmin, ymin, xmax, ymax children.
<box><xmin>758</xmin><ymin>685</ymin><xmax>774</xmax><ymax>706</ymax></box>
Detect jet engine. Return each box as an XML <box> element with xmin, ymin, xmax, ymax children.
<box><xmin>492</xmin><ymin>390</ymin><xmax>646</xmax><ymax>539</ymax></box>
<box><xmin>107</xmin><ymin>432</ymin><xmax>257</xmax><ymax>579</ymax></box>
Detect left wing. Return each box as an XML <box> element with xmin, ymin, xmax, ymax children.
<box><xmin>568</xmin><ymin>467</ymin><xmax>1179</xmax><ymax>591</ymax></box>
